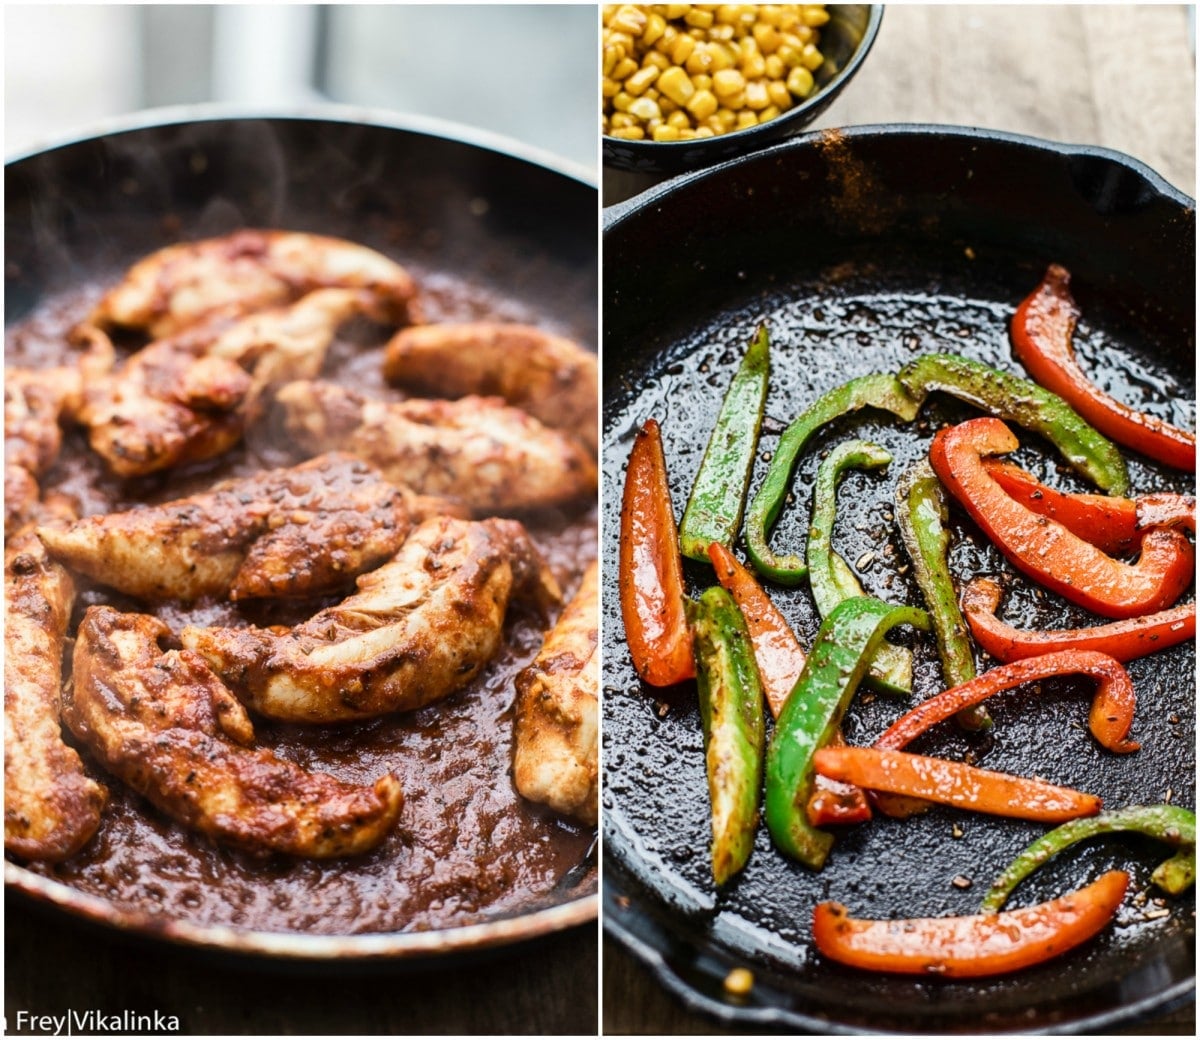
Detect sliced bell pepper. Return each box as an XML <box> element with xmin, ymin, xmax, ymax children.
<box><xmin>985</xmin><ymin>461</ymin><xmax>1195</xmax><ymax>555</ymax></box>
<box><xmin>764</xmin><ymin>597</ymin><xmax>929</xmax><ymax>869</ymax></box>
<box><xmin>619</xmin><ymin>418</ymin><xmax>695</xmax><ymax>686</ymax></box>
<box><xmin>960</xmin><ymin>576</ymin><xmax>1196</xmax><ymax>663</ymax></box>
<box><xmin>744</xmin><ymin>374</ymin><xmax>921</xmax><ymax>585</ymax></box>
<box><xmin>812</xmin><ymin>746</ymin><xmax>1102</xmax><ymax>823</ymax></box>
<box><xmin>707</xmin><ymin>542</ymin><xmax>875</xmax><ymax>828</ymax></box>
<box><xmin>930</xmin><ymin>417</ymin><xmax>1194</xmax><ymax>619</ymax></box>
<box><xmin>679</xmin><ymin>324</ymin><xmax>770</xmax><ymax>561</ymax></box>
<box><xmin>707</xmin><ymin>541</ymin><xmax>804</xmax><ymax>719</ymax></box>
<box><xmin>982</xmin><ymin>805</ymin><xmax>1196</xmax><ymax>913</ymax></box>
<box><xmin>874</xmin><ymin>649</ymin><xmax>1138</xmax><ymax>758</ymax></box>
<box><xmin>894</xmin><ymin>458</ymin><xmax>989</xmax><ymax>732</ymax></box>
<box><xmin>807</xmin><ymin>440</ymin><xmax>913</xmax><ymax>697</ymax></box>
<box><xmin>1012</xmin><ymin>264</ymin><xmax>1195</xmax><ymax>471</ymax></box>
<box><xmin>897</xmin><ymin>353</ymin><xmax>1129</xmax><ymax>495</ymax></box>
<box><xmin>690</xmin><ymin>586</ymin><xmax>766</xmax><ymax>886</ymax></box>
<box><xmin>813</xmin><ymin>870</ymin><xmax>1129</xmax><ymax>978</ymax></box>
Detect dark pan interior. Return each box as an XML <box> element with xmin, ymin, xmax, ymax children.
<box><xmin>5</xmin><ymin>113</ymin><xmax>598</xmax><ymax>959</ymax></box>
<box><xmin>602</xmin><ymin>126</ymin><xmax>1195</xmax><ymax>1033</ymax></box>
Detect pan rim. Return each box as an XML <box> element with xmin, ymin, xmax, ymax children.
<box><xmin>4</xmin><ymin>100</ymin><xmax>598</xmax><ymax>188</ymax></box>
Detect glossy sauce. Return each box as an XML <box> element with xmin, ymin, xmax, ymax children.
<box><xmin>7</xmin><ymin>273</ymin><xmax>597</xmax><ymax>935</ymax></box>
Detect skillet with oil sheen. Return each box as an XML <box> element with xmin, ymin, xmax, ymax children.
<box><xmin>602</xmin><ymin>126</ymin><xmax>1194</xmax><ymax>1032</ymax></box>
<box><xmin>5</xmin><ymin>112</ymin><xmax>598</xmax><ymax>960</ymax></box>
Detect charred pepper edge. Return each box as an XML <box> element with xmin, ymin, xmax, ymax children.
<box><xmin>679</xmin><ymin>324</ymin><xmax>770</xmax><ymax>561</ymax></box>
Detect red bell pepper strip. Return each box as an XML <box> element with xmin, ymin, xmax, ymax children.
<box><xmin>812</xmin><ymin>746</ymin><xmax>1102</xmax><ymax>823</ymax></box>
<box><xmin>873</xmin><ymin>649</ymin><xmax>1138</xmax><ymax>758</ymax></box>
<box><xmin>812</xmin><ymin>869</ymin><xmax>1129</xmax><ymax>978</ymax></box>
<box><xmin>1012</xmin><ymin>264</ymin><xmax>1195</xmax><ymax>470</ymax></box>
<box><xmin>985</xmin><ymin>461</ymin><xmax>1195</xmax><ymax>554</ymax></box>
<box><xmin>708</xmin><ymin>542</ymin><xmax>874</xmax><ymax>826</ymax></box>
<box><xmin>619</xmin><ymin>419</ymin><xmax>695</xmax><ymax>686</ymax></box>
<box><xmin>961</xmin><ymin>576</ymin><xmax>1196</xmax><ymax>663</ymax></box>
<box><xmin>930</xmin><ymin>418</ymin><xmax>1195</xmax><ymax>619</ymax></box>
<box><xmin>707</xmin><ymin>542</ymin><xmax>804</xmax><ymax>718</ymax></box>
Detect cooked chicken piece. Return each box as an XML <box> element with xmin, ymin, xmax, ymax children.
<box><xmin>4</xmin><ymin>331</ymin><xmax>111</xmax><ymax>531</ymax></box>
<box><xmin>66</xmin><ymin>606</ymin><xmax>403</xmax><ymax>858</ymax></box>
<box><xmin>5</xmin><ymin>511</ymin><xmax>108</xmax><ymax>861</ymax></box>
<box><xmin>76</xmin><ymin>288</ymin><xmax>382</xmax><ymax>477</ymax></box>
<box><xmin>383</xmin><ymin>322</ymin><xmax>598</xmax><ymax>452</ymax></box>
<box><xmin>182</xmin><ymin>516</ymin><xmax>561</xmax><ymax>723</ymax></box>
<box><xmin>513</xmin><ymin>560</ymin><xmax>599</xmax><ymax>825</ymax></box>
<box><xmin>86</xmin><ymin>229</ymin><xmax>420</xmax><ymax>338</ymax></box>
<box><xmin>276</xmin><ymin>381</ymin><xmax>598</xmax><ymax>516</ymax></box>
<box><xmin>38</xmin><ymin>452</ymin><xmax>456</xmax><ymax>603</ymax></box>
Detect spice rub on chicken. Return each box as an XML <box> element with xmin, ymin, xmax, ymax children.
<box><xmin>75</xmin><ymin>288</ymin><xmax>387</xmax><ymax>478</ymax></box>
<box><xmin>182</xmin><ymin>516</ymin><xmax>561</xmax><ymax>723</ymax></box>
<box><xmin>276</xmin><ymin>380</ymin><xmax>598</xmax><ymax>516</ymax></box>
<box><xmin>66</xmin><ymin>607</ymin><xmax>403</xmax><ymax>858</ymax></box>
<box><xmin>86</xmin><ymin>229</ymin><xmax>421</xmax><ymax>338</ymax></box>
<box><xmin>5</xmin><ymin>508</ymin><xmax>108</xmax><ymax>862</ymax></box>
<box><xmin>37</xmin><ymin>453</ymin><xmax>458</xmax><ymax>603</ymax></box>
<box><xmin>512</xmin><ymin>560</ymin><xmax>599</xmax><ymax>825</ymax></box>
<box><xmin>383</xmin><ymin>322</ymin><xmax>598</xmax><ymax>452</ymax></box>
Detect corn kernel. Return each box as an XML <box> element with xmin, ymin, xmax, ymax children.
<box><xmin>753</xmin><ymin>23</ymin><xmax>780</xmax><ymax>52</ymax></box>
<box><xmin>686</xmin><ymin>88</ymin><xmax>718</xmax><ymax>120</ymax></box>
<box><xmin>602</xmin><ymin>77</ymin><xmax>621</xmax><ymax>98</ymax></box>
<box><xmin>685</xmin><ymin>45</ymin><xmax>715</xmax><ymax>75</ymax></box>
<box><xmin>612</xmin><ymin>56</ymin><xmax>638</xmax><ymax>81</ymax></box>
<box><xmin>741</xmin><ymin>51</ymin><xmax>767</xmax><ymax>78</ymax></box>
<box><xmin>628</xmin><ymin>96</ymin><xmax>662</xmax><ymax>121</ymax></box>
<box><xmin>800</xmin><ymin>42</ymin><xmax>823</xmax><ymax>70</ymax></box>
<box><xmin>626</xmin><ymin>65</ymin><xmax>660</xmax><ymax>95</ymax></box>
<box><xmin>694</xmin><ymin>126</ymin><xmax>716</xmax><ymax>138</ymax></box>
<box><xmin>665</xmin><ymin>3</ymin><xmax>691</xmax><ymax>18</ymax></box>
<box><xmin>764</xmin><ymin>54</ymin><xmax>784</xmax><ymax>79</ymax></box>
<box><xmin>643</xmin><ymin>11</ymin><xmax>667</xmax><ymax>45</ymax></box>
<box><xmin>712</xmin><ymin>68</ymin><xmax>746</xmax><ymax>97</ymax></box>
<box><xmin>692</xmin><ymin>73</ymin><xmax>713</xmax><ymax>92</ymax></box>
<box><xmin>609</xmin><ymin>4</ymin><xmax>648</xmax><ymax>35</ymax></box>
<box><xmin>744</xmin><ymin>79</ymin><xmax>770</xmax><ymax>110</ymax></box>
<box><xmin>670</xmin><ymin>33</ymin><xmax>696</xmax><ymax>64</ymax></box>
<box><xmin>613</xmin><ymin>90</ymin><xmax>635</xmax><ymax>112</ymax></box>
<box><xmin>759</xmin><ymin>103</ymin><xmax>782</xmax><ymax>121</ymax></box>
<box><xmin>714</xmin><ymin>107</ymin><xmax>737</xmax><ymax>130</ymax></box>
<box><xmin>610</xmin><ymin>126</ymin><xmax>646</xmax><ymax>140</ymax></box>
<box><xmin>644</xmin><ymin>50</ymin><xmax>670</xmax><ymax>70</ymax></box>
<box><xmin>652</xmin><ymin>124</ymin><xmax>682</xmax><ymax>141</ymax></box>
<box><xmin>657</xmin><ymin>65</ymin><xmax>696</xmax><ymax>105</ymax></box>
<box><xmin>667</xmin><ymin>109</ymin><xmax>691</xmax><ymax>129</ymax></box>
<box><xmin>803</xmin><ymin>5</ymin><xmax>830</xmax><ymax>26</ymax></box>
<box><xmin>786</xmin><ymin>64</ymin><xmax>814</xmax><ymax>96</ymax></box>
<box><xmin>684</xmin><ymin>8</ymin><xmax>714</xmax><ymax>29</ymax></box>
<box><xmin>735</xmin><ymin>110</ymin><xmax>758</xmax><ymax>129</ymax></box>
<box><xmin>767</xmin><ymin>79</ymin><xmax>791</xmax><ymax>108</ymax></box>
<box><xmin>610</xmin><ymin>112</ymin><xmax>637</xmax><ymax>128</ymax></box>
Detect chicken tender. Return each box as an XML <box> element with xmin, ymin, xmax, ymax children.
<box><xmin>182</xmin><ymin>516</ymin><xmax>561</xmax><ymax>723</ymax></box>
<box><xmin>66</xmin><ymin>606</ymin><xmax>403</xmax><ymax>858</ymax></box>
<box><xmin>87</xmin><ymin>229</ymin><xmax>420</xmax><ymax>338</ymax></box>
<box><xmin>5</xmin><ymin>515</ymin><xmax>107</xmax><ymax>861</ymax></box>
<box><xmin>77</xmin><ymin>288</ymin><xmax>384</xmax><ymax>477</ymax></box>
<box><xmin>38</xmin><ymin>453</ymin><xmax>447</xmax><ymax>603</ymax></box>
<box><xmin>512</xmin><ymin>560</ymin><xmax>599</xmax><ymax>825</ymax></box>
<box><xmin>276</xmin><ymin>381</ymin><xmax>598</xmax><ymax>516</ymax></box>
<box><xmin>383</xmin><ymin>322</ymin><xmax>598</xmax><ymax>452</ymax></box>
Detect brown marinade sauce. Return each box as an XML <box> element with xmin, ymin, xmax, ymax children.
<box><xmin>6</xmin><ymin>271</ymin><xmax>596</xmax><ymax>935</ymax></box>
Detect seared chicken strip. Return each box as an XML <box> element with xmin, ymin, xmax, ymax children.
<box><xmin>512</xmin><ymin>560</ymin><xmax>599</xmax><ymax>825</ymax></box>
<box><xmin>276</xmin><ymin>381</ymin><xmax>598</xmax><ymax>516</ymax></box>
<box><xmin>384</xmin><ymin>322</ymin><xmax>598</xmax><ymax>452</ymax></box>
<box><xmin>182</xmin><ymin>516</ymin><xmax>561</xmax><ymax>723</ymax></box>
<box><xmin>66</xmin><ymin>606</ymin><xmax>403</xmax><ymax>858</ymax></box>
<box><xmin>4</xmin><ymin>331</ymin><xmax>111</xmax><ymax>530</ymax></box>
<box><xmin>87</xmin><ymin>229</ymin><xmax>420</xmax><ymax>338</ymax></box>
<box><xmin>76</xmin><ymin>288</ymin><xmax>383</xmax><ymax>477</ymax></box>
<box><xmin>38</xmin><ymin>453</ymin><xmax>454</xmax><ymax>603</ymax></box>
<box><xmin>5</xmin><ymin>511</ymin><xmax>108</xmax><ymax>861</ymax></box>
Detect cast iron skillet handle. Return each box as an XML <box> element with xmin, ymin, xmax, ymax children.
<box><xmin>1058</xmin><ymin>140</ymin><xmax>1193</xmax><ymax>213</ymax></box>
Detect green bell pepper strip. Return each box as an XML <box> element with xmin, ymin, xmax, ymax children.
<box><xmin>807</xmin><ymin>440</ymin><xmax>913</xmax><ymax>697</ymax></box>
<box><xmin>981</xmin><ymin>805</ymin><xmax>1197</xmax><ymax>913</ymax></box>
<box><xmin>744</xmin><ymin>374</ymin><xmax>922</xmax><ymax>585</ymax></box>
<box><xmin>765</xmin><ymin>597</ymin><xmax>930</xmax><ymax>869</ymax></box>
<box><xmin>896</xmin><ymin>353</ymin><xmax>1130</xmax><ymax>496</ymax></box>
<box><xmin>894</xmin><ymin>458</ymin><xmax>990</xmax><ymax>731</ymax></box>
<box><xmin>679</xmin><ymin>325</ymin><xmax>770</xmax><ymax>561</ymax></box>
<box><xmin>690</xmin><ymin>585</ymin><xmax>767</xmax><ymax>886</ymax></box>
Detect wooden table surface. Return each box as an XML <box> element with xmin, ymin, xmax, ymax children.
<box><xmin>602</xmin><ymin>4</ymin><xmax>1195</xmax><ymax>1034</ymax></box>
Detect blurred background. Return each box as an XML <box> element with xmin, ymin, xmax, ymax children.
<box><xmin>5</xmin><ymin>3</ymin><xmax>598</xmax><ymax>173</ymax></box>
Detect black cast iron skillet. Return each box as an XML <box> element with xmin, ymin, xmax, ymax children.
<box><xmin>602</xmin><ymin>125</ymin><xmax>1195</xmax><ymax>1033</ymax></box>
<box><xmin>5</xmin><ymin>106</ymin><xmax>598</xmax><ymax>962</ymax></box>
